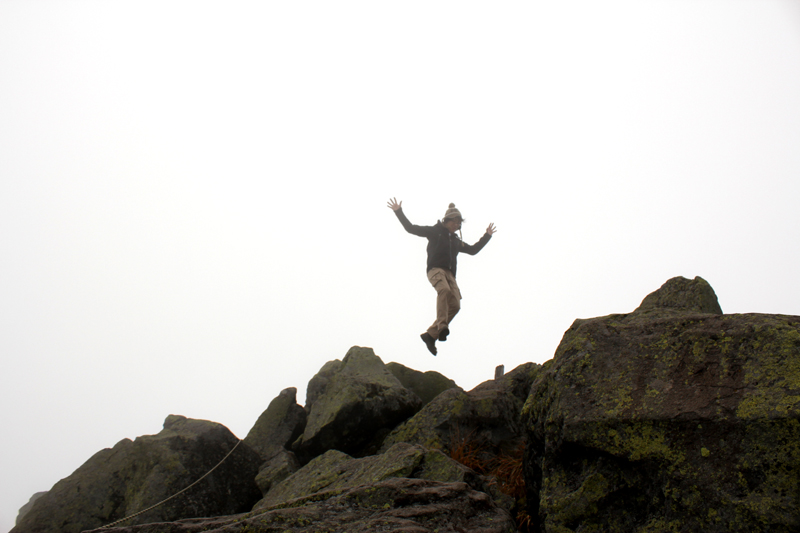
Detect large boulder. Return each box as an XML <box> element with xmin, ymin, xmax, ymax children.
<box><xmin>382</xmin><ymin>362</ymin><xmax>541</xmax><ymax>457</ymax></box>
<box><xmin>524</xmin><ymin>276</ymin><xmax>800</xmax><ymax>532</ymax></box>
<box><xmin>292</xmin><ymin>346</ymin><xmax>423</xmax><ymax>462</ymax></box>
<box><xmin>243</xmin><ymin>386</ymin><xmax>306</xmax><ymax>463</ymax></box>
<box><xmin>12</xmin><ymin>415</ymin><xmax>262</xmax><ymax>533</ymax></box>
<box><xmin>386</xmin><ymin>361</ymin><xmax>459</xmax><ymax>405</ymax></box>
<box><xmin>85</xmin><ymin>478</ymin><xmax>516</xmax><ymax>533</ymax></box>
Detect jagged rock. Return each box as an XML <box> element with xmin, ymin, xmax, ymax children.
<box><xmin>11</xmin><ymin>415</ymin><xmax>262</xmax><ymax>533</ymax></box>
<box><xmin>84</xmin><ymin>478</ymin><xmax>516</xmax><ymax>533</ymax></box>
<box><xmin>254</xmin><ymin>448</ymin><xmax>300</xmax><ymax>495</ymax></box>
<box><xmin>386</xmin><ymin>361</ymin><xmax>459</xmax><ymax>405</ymax></box>
<box><xmin>381</xmin><ymin>362</ymin><xmax>541</xmax><ymax>456</ymax></box>
<box><xmin>243</xmin><ymin>386</ymin><xmax>306</xmax><ymax>463</ymax></box>
<box><xmin>524</xmin><ymin>276</ymin><xmax>800</xmax><ymax>532</ymax></box>
<box><xmin>292</xmin><ymin>346</ymin><xmax>423</xmax><ymax>462</ymax></box>
<box><xmin>304</xmin><ymin>359</ymin><xmax>341</xmax><ymax>413</ymax></box>
<box><xmin>15</xmin><ymin>492</ymin><xmax>47</xmax><ymax>526</ymax></box>
<box><xmin>254</xmin><ymin>442</ymin><xmax>481</xmax><ymax>510</ymax></box>
<box><xmin>245</xmin><ymin>387</ymin><xmax>305</xmax><ymax>497</ymax></box>
<box><xmin>635</xmin><ymin>275</ymin><xmax>722</xmax><ymax>315</ymax></box>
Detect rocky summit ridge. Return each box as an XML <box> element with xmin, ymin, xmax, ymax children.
<box><xmin>12</xmin><ymin>276</ymin><xmax>800</xmax><ymax>533</ymax></box>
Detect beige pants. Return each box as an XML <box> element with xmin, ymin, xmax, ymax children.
<box><xmin>426</xmin><ymin>268</ymin><xmax>462</xmax><ymax>340</ymax></box>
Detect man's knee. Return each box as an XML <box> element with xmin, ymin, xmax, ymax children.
<box><xmin>439</xmin><ymin>285</ymin><xmax>456</xmax><ymax>298</ymax></box>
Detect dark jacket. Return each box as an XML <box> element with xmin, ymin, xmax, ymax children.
<box><xmin>394</xmin><ymin>208</ymin><xmax>491</xmax><ymax>277</ymax></box>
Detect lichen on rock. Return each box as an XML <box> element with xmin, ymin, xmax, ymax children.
<box><xmin>523</xmin><ymin>276</ymin><xmax>800</xmax><ymax>533</ymax></box>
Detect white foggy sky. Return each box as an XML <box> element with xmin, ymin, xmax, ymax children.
<box><xmin>2</xmin><ymin>1</ymin><xmax>800</xmax><ymax>530</ymax></box>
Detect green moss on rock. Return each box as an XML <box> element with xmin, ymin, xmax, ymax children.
<box><xmin>524</xmin><ymin>277</ymin><xmax>800</xmax><ymax>533</ymax></box>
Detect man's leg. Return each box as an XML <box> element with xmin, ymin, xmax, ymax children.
<box><xmin>443</xmin><ymin>269</ymin><xmax>461</xmax><ymax>334</ymax></box>
<box><xmin>425</xmin><ymin>268</ymin><xmax>461</xmax><ymax>341</ymax></box>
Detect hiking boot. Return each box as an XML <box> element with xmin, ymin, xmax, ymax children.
<box><xmin>438</xmin><ymin>327</ymin><xmax>450</xmax><ymax>342</ymax></box>
<box><xmin>420</xmin><ymin>333</ymin><xmax>437</xmax><ymax>356</ymax></box>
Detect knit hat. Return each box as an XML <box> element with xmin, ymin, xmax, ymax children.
<box><xmin>443</xmin><ymin>203</ymin><xmax>463</xmax><ymax>221</ymax></box>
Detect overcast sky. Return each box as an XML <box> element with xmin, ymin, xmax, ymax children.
<box><xmin>2</xmin><ymin>1</ymin><xmax>800</xmax><ymax>530</ymax></box>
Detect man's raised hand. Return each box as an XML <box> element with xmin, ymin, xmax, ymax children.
<box><xmin>387</xmin><ymin>198</ymin><xmax>402</xmax><ymax>211</ymax></box>
<box><xmin>486</xmin><ymin>223</ymin><xmax>497</xmax><ymax>235</ymax></box>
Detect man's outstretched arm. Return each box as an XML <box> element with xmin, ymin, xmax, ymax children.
<box><xmin>460</xmin><ymin>223</ymin><xmax>497</xmax><ymax>255</ymax></box>
<box><xmin>387</xmin><ymin>197</ymin><xmax>433</xmax><ymax>237</ymax></box>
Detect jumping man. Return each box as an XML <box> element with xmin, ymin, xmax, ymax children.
<box><xmin>387</xmin><ymin>198</ymin><xmax>497</xmax><ymax>355</ymax></box>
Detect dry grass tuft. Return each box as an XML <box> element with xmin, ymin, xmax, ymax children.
<box><xmin>447</xmin><ymin>426</ymin><xmax>489</xmax><ymax>474</ymax></box>
<box><xmin>445</xmin><ymin>428</ymin><xmax>531</xmax><ymax>532</ymax></box>
<box><xmin>488</xmin><ymin>443</ymin><xmax>531</xmax><ymax>532</ymax></box>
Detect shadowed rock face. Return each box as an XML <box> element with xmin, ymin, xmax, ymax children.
<box><xmin>244</xmin><ymin>387</ymin><xmax>306</xmax><ymax>463</ymax></box>
<box><xmin>382</xmin><ymin>362</ymin><xmax>541</xmax><ymax>457</ymax></box>
<box><xmin>254</xmin><ymin>448</ymin><xmax>300</xmax><ymax>496</ymax></box>
<box><xmin>386</xmin><ymin>361</ymin><xmax>459</xmax><ymax>405</ymax></box>
<box><xmin>11</xmin><ymin>416</ymin><xmax>262</xmax><ymax>533</ymax></box>
<box><xmin>524</xmin><ymin>276</ymin><xmax>800</xmax><ymax>533</ymax></box>
<box><xmin>292</xmin><ymin>346</ymin><xmax>423</xmax><ymax>462</ymax></box>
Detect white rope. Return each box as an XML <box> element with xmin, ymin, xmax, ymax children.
<box><xmin>84</xmin><ymin>438</ymin><xmax>243</xmax><ymax>531</ymax></box>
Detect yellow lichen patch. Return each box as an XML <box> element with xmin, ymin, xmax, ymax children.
<box><xmin>587</xmin><ymin>422</ymin><xmax>685</xmax><ymax>464</ymax></box>
<box><xmin>634</xmin><ymin>518</ymin><xmax>684</xmax><ymax>532</ymax></box>
<box><xmin>736</xmin><ymin>323</ymin><xmax>800</xmax><ymax>419</ymax></box>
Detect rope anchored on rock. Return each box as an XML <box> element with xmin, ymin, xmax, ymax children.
<box><xmin>84</xmin><ymin>438</ymin><xmax>243</xmax><ymax>532</ymax></box>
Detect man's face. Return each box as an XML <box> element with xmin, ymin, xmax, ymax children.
<box><xmin>443</xmin><ymin>218</ymin><xmax>462</xmax><ymax>234</ymax></box>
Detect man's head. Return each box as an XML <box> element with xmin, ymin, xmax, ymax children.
<box><xmin>442</xmin><ymin>203</ymin><xmax>463</xmax><ymax>234</ymax></box>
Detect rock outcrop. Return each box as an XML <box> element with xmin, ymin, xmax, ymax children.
<box><xmin>13</xmin><ymin>346</ymin><xmax>477</xmax><ymax>533</ymax></box>
<box><xmin>12</xmin><ymin>415</ymin><xmax>262</xmax><ymax>533</ymax></box>
<box><xmin>16</xmin><ymin>276</ymin><xmax>800</xmax><ymax>533</ymax></box>
<box><xmin>292</xmin><ymin>346</ymin><xmax>423</xmax><ymax>462</ymax></box>
<box><xmin>524</xmin><ymin>276</ymin><xmax>800</xmax><ymax>532</ymax></box>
